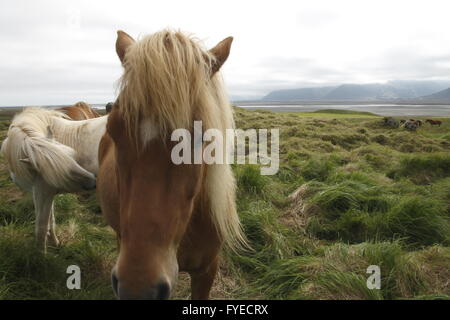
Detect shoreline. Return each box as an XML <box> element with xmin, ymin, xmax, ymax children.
<box><xmin>237</xmin><ymin>104</ymin><xmax>450</xmax><ymax>117</ymax></box>
<box><xmin>1</xmin><ymin>103</ymin><xmax>450</xmax><ymax>117</ymax></box>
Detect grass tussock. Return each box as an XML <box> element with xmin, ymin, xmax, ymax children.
<box><xmin>254</xmin><ymin>241</ymin><xmax>435</xmax><ymax>300</ymax></box>
<box><xmin>388</xmin><ymin>153</ymin><xmax>450</xmax><ymax>183</ymax></box>
<box><xmin>294</xmin><ymin>178</ymin><xmax>449</xmax><ymax>247</ymax></box>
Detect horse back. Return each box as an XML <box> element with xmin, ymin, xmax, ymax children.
<box><xmin>59</xmin><ymin>103</ymin><xmax>100</xmax><ymax>120</ymax></box>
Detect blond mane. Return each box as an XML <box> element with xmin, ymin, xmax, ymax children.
<box><xmin>119</xmin><ymin>30</ymin><xmax>230</xmax><ymax>137</ymax></box>
<box><xmin>117</xmin><ymin>29</ymin><xmax>247</xmax><ymax>251</ymax></box>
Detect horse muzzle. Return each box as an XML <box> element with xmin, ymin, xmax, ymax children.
<box><xmin>111</xmin><ymin>269</ymin><xmax>171</xmax><ymax>300</ymax></box>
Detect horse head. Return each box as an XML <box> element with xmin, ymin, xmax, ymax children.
<box><xmin>98</xmin><ymin>29</ymin><xmax>237</xmax><ymax>300</ymax></box>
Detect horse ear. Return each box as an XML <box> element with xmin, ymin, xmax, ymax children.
<box><xmin>209</xmin><ymin>36</ymin><xmax>233</xmax><ymax>74</ymax></box>
<box><xmin>116</xmin><ymin>30</ymin><xmax>135</xmax><ymax>64</ymax></box>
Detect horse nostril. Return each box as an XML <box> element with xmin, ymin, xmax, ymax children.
<box><xmin>115</xmin><ymin>278</ymin><xmax>171</xmax><ymax>300</ymax></box>
<box><xmin>83</xmin><ymin>177</ymin><xmax>96</xmax><ymax>190</ymax></box>
<box><xmin>156</xmin><ymin>281</ymin><xmax>171</xmax><ymax>300</ymax></box>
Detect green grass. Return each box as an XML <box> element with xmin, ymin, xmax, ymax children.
<box><xmin>388</xmin><ymin>153</ymin><xmax>450</xmax><ymax>183</ymax></box>
<box><xmin>386</xmin><ymin>197</ymin><xmax>449</xmax><ymax>246</ymax></box>
<box><xmin>235</xmin><ymin>164</ymin><xmax>269</xmax><ymax>194</ymax></box>
<box><xmin>0</xmin><ymin>107</ymin><xmax>449</xmax><ymax>299</ymax></box>
<box><xmin>248</xmin><ymin>241</ymin><xmax>434</xmax><ymax>299</ymax></box>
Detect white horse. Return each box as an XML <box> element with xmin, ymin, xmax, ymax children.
<box><xmin>0</xmin><ymin>107</ymin><xmax>107</xmax><ymax>251</ymax></box>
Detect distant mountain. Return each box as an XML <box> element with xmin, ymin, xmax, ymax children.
<box><xmin>262</xmin><ymin>86</ymin><xmax>336</xmax><ymax>101</ymax></box>
<box><xmin>324</xmin><ymin>84</ymin><xmax>401</xmax><ymax>100</ymax></box>
<box><xmin>387</xmin><ymin>80</ymin><xmax>450</xmax><ymax>98</ymax></box>
<box><xmin>420</xmin><ymin>87</ymin><xmax>450</xmax><ymax>101</ymax></box>
<box><xmin>262</xmin><ymin>80</ymin><xmax>450</xmax><ymax>101</ymax></box>
<box><xmin>230</xmin><ymin>94</ymin><xmax>264</xmax><ymax>101</ymax></box>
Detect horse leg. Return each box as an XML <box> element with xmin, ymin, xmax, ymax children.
<box><xmin>189</xmin><ymin>256</ymin><xmax>219</xmax><ymax>300</ymax></box>
<box><xmin>32</xmin><ymin>180</ymin><xmax>56</xmax><ymax>252</ymax></box>
<box><xmin>48</xmin><ymin>202</ymin><xmax>60</xmax><ymax>247</ymax></box>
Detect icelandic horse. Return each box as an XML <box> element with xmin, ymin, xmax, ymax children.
<box><xmin>0</xmin><ymin>103</ymin><xmax>107</xmax><ymax>252</ymax></box>
<box><xmin>425</xmin><ymin>119</ymin><xmax>442</xmax><ymax>126</ymax></box>
<box><xmin>58</xmin><ymin>101</ymin><xmax>101</xmax><ymax>120</ymax></box>
<box><xmin>97</xmin><ymin>30</ymin><xmax>247</xmax><ymax>300</ymax></box>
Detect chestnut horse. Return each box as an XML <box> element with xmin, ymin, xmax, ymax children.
<box><xmin>97</xmin><ymin>29</ymin><xmax>247</xmax><ymax>300</ymax></box>
<box><xmin>58</xmin><ymin>101</ymin><xmax>100</xmax><ymax>120</ymax></box>
<box><xmin>426</xmin><ymin>119</ymin><xmax>442</xmax><ymax>126</ymax></box>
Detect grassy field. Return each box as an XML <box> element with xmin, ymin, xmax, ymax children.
<box><xmin>0</xmin><ymin>107</ymin><xmax>449</xmax><ymax>300</ymax></box>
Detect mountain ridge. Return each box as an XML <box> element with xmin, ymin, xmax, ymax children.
<box><xmin>262</xmin><ymin>81</ymin><xmax>450</xmax><ymax>102</ymax></box>
<box><xmin>420</xmin><ymin>87</ymin><xmax>450</xmax><ymax>101</ymax></box>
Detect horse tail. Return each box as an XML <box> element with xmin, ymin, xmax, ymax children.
<box><xmin>2</xmin><ymin>124</ymin><xmax>91</xmax><ymax>191</ymax></box>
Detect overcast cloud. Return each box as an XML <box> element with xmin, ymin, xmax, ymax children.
<box><xmin>1</xmin><ymin>0</ymin><xmax>450</xmax><ymax>105</ymax></box>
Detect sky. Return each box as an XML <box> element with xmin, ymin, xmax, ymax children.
<box><xmin>1</xmin><ymin>0</ymin><xmax>450</xmax><ymax>105</ymax></box>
